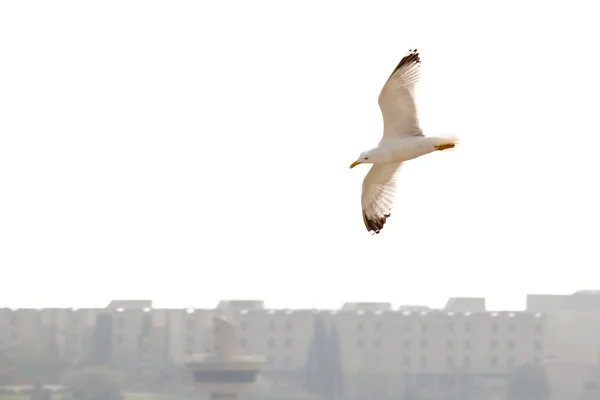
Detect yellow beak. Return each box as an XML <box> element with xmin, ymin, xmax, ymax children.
<box><xmin>349</xmin><ymin>161</ymin><xmax>361</xmax><ymax>169</ymax></box>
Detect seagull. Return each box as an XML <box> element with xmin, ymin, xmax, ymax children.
<box><xmin>349</xmin><ymin>49</ymin><xmax>457</xmax><ymax>235</ymax></box>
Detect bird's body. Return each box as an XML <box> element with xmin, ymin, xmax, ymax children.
<box><xmin>368</xmin><ymin>136</ymin><xmax>456</xmax><ymax>164</ymax></box>
<box><xmin>350</xmin><ymin>49</ymin><xmax>457</xmax><ymax>234</ymax></box>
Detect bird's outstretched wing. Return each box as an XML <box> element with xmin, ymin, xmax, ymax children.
<box><xmin>378</xmin><ymin>49</ymin><xmax>423</xmax><ymax>139</ymax></box>
<box><xmin>361</xmin><ymin>163</ymin><xmax>402</xmax><ymax>234</ymax></box>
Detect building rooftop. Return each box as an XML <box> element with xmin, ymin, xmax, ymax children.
<box><xmin>106</xmin><ymin>299</ymin><xmax>153</xmax><ymax>309</ymax></box>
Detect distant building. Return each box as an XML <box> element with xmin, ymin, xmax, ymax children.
<box><xmin>528</xmin><ymin>290</ymin><xmax>600</xmax><ymax>399</ymax></box>
<box><xmin>1</xmin><ymin>292</ymin><xmax>599</xmax><ymax>399</ymax></box>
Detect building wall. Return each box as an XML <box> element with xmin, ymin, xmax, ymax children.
<box><xmin>2</xmin><ymin>293</ymin><xmax>600</xmax><ymax>399</ymax></box>
<box><xmin>545</xmin><ymin>362</ymin><xmax>600</xmax><ymax>400</ymax></box>
<box><xmin>0</xmin><ymin>304</ymin><xmax>546</xmax><ymax>371</ymax></box>
<box><xmin>234</xmin><ymin>309</ymin><xmax>314</xmax><ymax>371</ymax></box>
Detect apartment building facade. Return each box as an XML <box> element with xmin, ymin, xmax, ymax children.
<box><xmin>3</xmin><ymin>292</ymin><xmax>600</xmax><ymax>398</ymax></box>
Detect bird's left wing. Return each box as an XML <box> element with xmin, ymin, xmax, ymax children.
<box><xmin>378</xmin><ymin>49</ymin><xmax>423</xmax><ymax>139</ymax></box>
<box><xmin>361</xmin><ymin>162</ymin><xmax>402</xmax><ymax>234</ymax></box>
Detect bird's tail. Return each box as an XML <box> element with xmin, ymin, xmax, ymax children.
<box><xmin>432</xmin><ymin>134</ymin><xmax>459</xmax><ymax>151</ymax></box>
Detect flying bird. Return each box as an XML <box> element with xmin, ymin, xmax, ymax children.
<box><xmin>350</xmin><ymin>49</ymin><xmax>457</xmax><ymax>235</ymax></box>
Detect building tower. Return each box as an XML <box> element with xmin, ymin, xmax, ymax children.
<box><xmin>185</xmin><ymin>316</ymin><xmax>264</xmax><ymax>400</ymax></box>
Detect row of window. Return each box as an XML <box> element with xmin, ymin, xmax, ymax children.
<box><xmin>236</xmin><ymin>337</ymin><xmax>544</xmax><ymax>352</ymax></box>
<box><xmin>400</xmin><ymin>355</ymin><xmax>541</xmax><ymax>368</ymax></box>
<box><xmin>240</xmin><ymin>320</ymin><xmax>293</xmax><ymax>331</ymax></box>
<box><xmin>357</xmin><ymin>338</ymin><xmax>543</xmax><ymax>351</ymax></box>
<box><xmin>103</xmin><ymin>336</ymin><xmax>545</xmax><ymax>354</ymax></box>
<box><xmin>240</xmin><ymin>338</ymin><xmax>294</xmax><ymax>349</ymax></box>
<box><xmin>358</xmin><ymin>321</ymin><xmax>544</xmax><ymax>334</ymax></box>
<box><xmin>261</xmin><ymin>354</ymin><xmax>542</xmax><ymax>369</ymax></box>
<box><xmin>1</xmin><ymin>317</ymin><xmax>544</xmax><ymax>337</ymax></box>
<box><xmin>233</xmin><ymin>320</ymin><xmax>545</xmax><ymax>334</ymax></box>
<box><xmin>107</xmin><ymin>333</ymin><xmax>539</xmax><ymax>354</ymax></box>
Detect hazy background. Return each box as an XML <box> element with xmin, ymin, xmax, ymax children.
<box><xmin>1</xmin><ymin>1</ymin><xmax>599</xmax><ymax>310</ymax></box>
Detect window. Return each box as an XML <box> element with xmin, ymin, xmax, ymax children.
<box><xmin>284</xmin><ymin>354</ymin><xmax>292</xmax><ymax>367</ymax></box>
<box><xmin>268</xmin><ymin>320</ymin><xmax>276</xmax><ymax>331</ymax></box>
<box><xmin>440</xmin><ymin>375</ymin><xmax>454</xmax><ymax>389</ymax></box>
<box><xmin>446</xmin><ymin>355</ymin><xmax>454</xmax><ymax>367</ymax></box>
<box><xmin>240</xmin><ymin>321</ymin><xmax>248</xmax><ymax>330</ymax></box>
<box><xmin>267</xmin><ymin>338</ymin><xmax>275</xmax><ymax>349</ymax></box>
<box><xmin>534</xmin><ymin>340</ymin><xmax>542</xmax><ymax>350</ymax></box>
<box><xmin>374</xmin><ymin>339</ymin><xmax>381</xmax><ymax>349</ymax></box>
<box><xmin>491</xmin><ymin>323</ymin><xmax>498</xmax><ymax>333</ymax></box>
<box><xmin>463</xmin><ymin>356</ymin><xmax>471</xmax><ymax>367</ymax></box>
<box><xmin>535</xmin><ymin>324</ymin><xmax>543</xmax><ymax>334</ymax></box>
<box><xmin>187</xmin><ymin>319</ymin><xmax>195</xmax><ymax>330</ymax></box>
<box><xmin>357</xmin><ymin>338</ymin><xmax>364</xmax><ymax>349</ymax></box>
<box><xmin>239</xmin><ymin>339</ymin><xmax>247</xmax><ymax>348</ymax></box>
<box><xmin>447</xmin><ymin>339</ymin><xmax>454</xmax><ymax>350</ymax></box>
<box><xmin>374</xmin><ymin>321</ymin><xmax>382</xmax><ymax>331</ymax></box>
<box><xmin>403</xmin><ymin>322</ymin><xmax>412</xmax><ymax>332</ymax></box>
<box><xmin>421</xmin><ymin>322</ymin><xmax>428</xmax><ymax>333</ymax></box>
<box><xmin>464</xmin><ymin>322</ymin><xmax>471</xmax><ymax>333</ymax></box>
<box><xmin>507</xmin><ymin>340</ymin><xmax>515</xmax><ymax>350</ymax></box>
<box><xmin>463</xmin><ymin>339</ymin><xmax>471</xmax><ymax>350</ymax></box>
<box><xmin>420</xmin><ymin>355</ymin><xmax>427</xmax><ymax>367</ymax></box>
<box><xmin>507</xmin><ymin>357</ymin><xmax>515</xmax><ymax>367</ymax></box>
<box><xmin>357</xmin><ymin>321</ymin><xmax>365</xmax><ymax>331</ymax></box>
<box><xmin>117</xmin><ymin>335</ymin><xmax>124</xmax><ymax>344</ymax></box>
<box><xmin>490</xmin><ymin>340</ymin><xmax>498</xmax><ymax>350</ymax></box>
<box><xmin>403</xmin><ymin>339</ymin><xmax>410</xmax><ymax>350</ymax></box>
<box><xmin>420</xmin><ymin>339</ymin><xmax>428</xmax><ymax>349</ymax></box>
<box><xmin>447</xmin><ymin>323</ymin><xmax>454</xmax><ymax>333</ymax></box>
<box><xmin>417</xmin><ymin>374</ymin><xmax>432</xmax><ymax>387</ymax></box>
<box><xmin>508</xmin><ymin>323</ymin><xmax>515</xmax><ymax>333</ymax></box>
<box><xmin>402</xmin><ymin>356</ymin><xmax>410</xmax><ymax>366</ymax></box>
<box><xmin>267</xmin><ymin>354</ymin><xmax>275</xmax><ymax>364</ymax></box>
<box><xmin>285</xmin><ymin>338</ymin><xmax>292</xmax><ymax>349</ymax></box>
<box><xmin>285</xmin><ymin>320</ymin><xmax>293</xmax><ymax>330</ymax></box>
<box><xmin>490</xmin><ymin>356</ymin><xmax>498</xmax><ymax>367</ymax></box>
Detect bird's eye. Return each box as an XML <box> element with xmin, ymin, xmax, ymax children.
<box><xmin>364</xmin><ymin>157</ymin><xmax>369</xmax><ymax>160</ymax></box>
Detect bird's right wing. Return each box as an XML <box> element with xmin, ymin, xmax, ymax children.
<box><xmin>378</xmin><ymin>49</ymin><xmax>423</xmax><ymax>139</ymax></box>
<box><xmin>361</xmin><ymin>163</ymin><xmax>402</xmax><ymax>234</ymax></box>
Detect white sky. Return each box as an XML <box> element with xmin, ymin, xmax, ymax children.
<box><xmin>1</xmin><ymin>1</ymin><xmax>599</xmax><ymax>311</ymax></box>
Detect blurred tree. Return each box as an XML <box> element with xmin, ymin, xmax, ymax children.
<box><xmin>303</xmin><ymin>316</ymin><xmax>344</xmax><ymax>400</ymax></box>
<box><xmin>88</xmin><ymin>314</ymin><xmax>113</xmax><ymax>366</ymax></box>
<box><xmin>303</xmin><ymin>316</ymin><xmax>327</xmax><ymax>397</ymax></box>
<box><xmin>324</xmin><ymin>324</ymin><xmax>343</xmax><ymax>400</ymax></box>
<box><xmin>40</xmin><ymin>327</ymin><xmax>65</xmax><ymax>382</ymax></box>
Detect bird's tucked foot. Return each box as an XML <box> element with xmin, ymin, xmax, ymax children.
<box><xmin>435</xmin><ymin>143</ymin><xmax>455</xmax><ymax>151</ymax></box>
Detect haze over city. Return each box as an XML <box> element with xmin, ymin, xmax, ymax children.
<box><xmin>1</xmin><ymin>1</ymin><xmax>600</xmax><ymax>311</ymax></box>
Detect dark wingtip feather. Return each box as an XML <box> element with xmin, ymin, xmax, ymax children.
<box><xmin>362</xmin><ymin>210</ymin><xmax>392</xmax><ymax>235</ymax></box>
<box><xmin>387</xmin><ymin>48</ymin><xmax>421</xmax><ymax>81</ymax></box>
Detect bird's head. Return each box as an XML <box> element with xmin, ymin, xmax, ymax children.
<box><xmin>349</xmin><ymin>149</ymin><xmax>380</xmax><ymax>169</ymax></box>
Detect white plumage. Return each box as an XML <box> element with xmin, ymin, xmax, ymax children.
<box><xmin>350</xmin><ymin>49</ymin><xmax>458</xmax><ymax>234</ymax></box>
